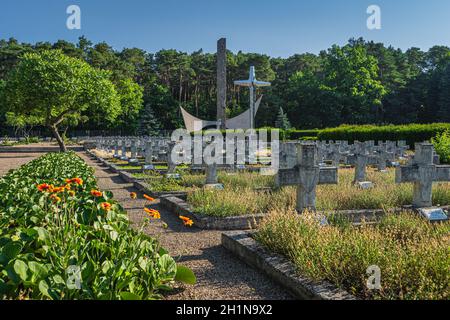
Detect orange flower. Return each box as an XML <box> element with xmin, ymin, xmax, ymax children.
<box><xmin>66</xmin><ymin>178</ymin><xmax>83</xmax><ymax>186</ymax></box>
<box><xmin>144</xmin><ymin>207</ymin><xmax>161</xmax><ymax>219</ymax></box>
<box><xmin>49</xmin><ymin>194</ymin><xmax>61</xmax><ymax>203</ymax></box>
<box><xmin>143</xmin><ymin>194</ymin><xmax>156</xmax><ymax>202</ymax></box>
<box><xmin>37</xmin><ymin>183</ymin><xmax>52</xmax><ymax>192</ymax></box>
<box><xmin>52</xmin><ymin>186</ymin><xmax>65</xmax><ymax>193</ymax></box>
<box><xmin>65</xmin><ymin>184</ymin><xmax>71</xmax><ymax>190</ymax></box>
<box><xmin>100</xmin><ymin>202</ymin><xmax>112</xmax><ymax>211</ymax></box>
<box><xmin>130</xmin><ymin>192</ymin><xmax>137</xmax><ymax>199</ymax></box>
<box><xmin>91</xmin><ymin>189</ymin><xmax>103</xmax><ymax>197</ymax></box>
<box><xmin>179</xmin><ymin>215</ymin><xmax>194</xmax><ymax>227</ymax></box>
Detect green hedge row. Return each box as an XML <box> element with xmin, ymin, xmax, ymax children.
<box><xmin>187</xmin><ymin>123</ymin><xmax>450</xmax><ymax>145</ymax></box>
<box><xmin>316</xmin><ymin>123</ymin><xmax>450</xmax><ymax>145</ymax></box>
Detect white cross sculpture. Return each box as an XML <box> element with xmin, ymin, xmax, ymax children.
<box><xmin>234</xmin><ymin>66</ymin><xmax>271</xmax><ymax>129</ymax></box>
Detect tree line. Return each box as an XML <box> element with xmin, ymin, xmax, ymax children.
<box><xmin>0</xmin><ymin>36</ymin><xmax>449</xmax><ymax>136</ymax></box>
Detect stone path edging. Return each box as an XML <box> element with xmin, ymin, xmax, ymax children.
<box><xmin>160</xmin><ymin>196</ymin><xmax>265</xmax><ymax>230</ymax></box>
<box><xmin>222</xmin><ymin>231</ymin><xmax>357</xmax><ymax>300</ymax></box>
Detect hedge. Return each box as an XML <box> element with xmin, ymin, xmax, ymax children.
<box><xmin>316</xmin><ymin>123</ymin><xmax>450</xmax><ymax>146</ymax></box>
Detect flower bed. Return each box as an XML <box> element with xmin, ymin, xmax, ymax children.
<box><xmin>0</xmin><ymin>152</ymin><xmax>194</xmax><ymax>300</ymax></box>
<box><xmin>255</xmin><ymin>210</ymin><xmax>449</xmax><ymax>300</ymax></box>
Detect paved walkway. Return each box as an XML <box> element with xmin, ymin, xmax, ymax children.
<box><xmin>79</xmin><ymin>153</ymin><xmax>292</xmax><ymax>300</ymax></box>
<box><xmin>0</xmin><ymin>144</ymin><xmax>51</xmax><ymax>176</ymax></box>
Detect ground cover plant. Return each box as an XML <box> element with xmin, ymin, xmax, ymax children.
<box><xmin>254</xmin><ymin>210</ymin><xmax>450</xmax><ymax>300</ymax></box>
<box><xmin>0</xmin><ymin>152</ymin><xmax>194</xmax><ymax>300</ymax></box>
<box><xmin>187</xmin><ymin>168</ymin><xmax>450</xmax><ymax>217</ymax></box>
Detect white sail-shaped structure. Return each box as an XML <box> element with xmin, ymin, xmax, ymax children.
<box><xmin>181</xmin><ymin>66</ymin><xmax>270</xmax><ymax>132</ymax></box>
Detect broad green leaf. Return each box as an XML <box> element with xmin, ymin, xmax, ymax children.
<box><xmin>38</xmin><ymin>280</ymin><xmax>52</xmax><ymax>299</ymax></box>
<box><xmin>159</xmin><ymin>254</ymin><xmax>177</xmax><ymax>276</ymax></box>
<box><xmin>120</xmin><ymin>292</ymin><xmax>141</xmax><ymax>300</ymax></box>
<box><xmin>175</xmin><ymin>265</ymin><xmax>196</xmax><ymax>285</ymax></box>
<box><xmin>29</xmin><ymin>261</ymin><xmax>48</xmax><ymax>280</ymax></box>
<box><xmin>13</xmin><ymin>259</ymin><xmax>28</xmax><ymax>281</ymax></box>
<box><xmin>1</xmin><ymin>242</ymin><xmax>22</xmax><ymax>262</ymax></box>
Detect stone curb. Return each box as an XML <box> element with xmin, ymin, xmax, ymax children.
<box><xmin>221</xmin><ymin>231</ymin><xmax>357</xmax><ymax>300</ymax></box>
<box><xmin>160</xmin><ymin>196</ymin><xmax>265</xmax><ymax>230</ymax></box>
<box><xmin>0</xmin><ymin>146</ymin><xmax>84</xmax><ymax>153</ymax></box>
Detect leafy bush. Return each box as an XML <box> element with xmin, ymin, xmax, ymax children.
<box><xmin>0</xmin><ymin>152</ymin><xmax>194</xmax><ymax>300</ymax></box>
<box><xmin>432</xmin><ymin>130</ymin><xmax>450</xmax><ymax>164</ymax></box>
<box><xmin>255</xmin><ymin>210</ymin><xmax>449</xmax><ymax>300</ymax></box>
<box><xmin>317</xmin><ymin>123</ymin><xmax>450</xmax><ymax>146</ymax></box>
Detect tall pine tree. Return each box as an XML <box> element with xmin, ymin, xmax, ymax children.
<box><xmin>137</xmin><ymin>103</ymin><xmax>161</xmax><ymax>136</ymax></box>
<box><xmin>275</xmin><ymin>107</ymin><xmax>291</xmax><ymax>130</ymax></box>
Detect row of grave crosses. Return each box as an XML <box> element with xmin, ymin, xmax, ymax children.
<box><xmin>276</xmin><ymin>141</ymin><xmax>450</xmax><ymax>221</ymax></box>
<box><xmin>92</xmin><ymin>137</ymin><xmax>449</xmax><ymax>221</ymax></box>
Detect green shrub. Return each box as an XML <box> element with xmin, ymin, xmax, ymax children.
<box><xmin>432</xmin><ymin>130</ymin><xmax>450</xmax><ymax>164</ymax></box>
<box><xmin>0</xmin><ymin>152</ymin><xmax>194</xmax><ymax>300</ymax></box>
<box><xmin>317</xmin><ymin>123</ymin><xmax>450</xmax><ymax>146</ymax></box>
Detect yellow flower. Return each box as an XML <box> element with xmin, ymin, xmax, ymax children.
<box><xmin>143</xmin><ymin>194</ymin><xmax>156</xmax><ymax>202</ymax></box>
<box><xmin>50</xmin><ymin>194</ymin><xmax>61</xmax><ymax>203</ymax></box>
<box><xmin>91</xmin><ymin>189</ymin><xmax>103</xmax><ymax>197</ymax></box>
<box><xmin>66</xmin><ymin>178</ymin><xmax>83</xmax><ymax>186</ymax></box>
<box><xmin>179</xmin><ymin>215</ymin><xmax>194</xmax><ymax>227</ymax></box>
<box><xmin>37</xmin><ymin>183</ymin><xmax>52</xmax><ymax>192</ymax></box>
<box><xmin>144</xmin><ymin>207</ymin><xmax>161</xmax><ymax>219</ymax></box>
<box><xmin>130</xmin><ymin>192</ymin><xmax>137</xmax><ymax>199</ymax></box>
<box><xmin>100</xmin><ymin>202</ymin><xmax>112</xmax><ymax>211</ymax></box>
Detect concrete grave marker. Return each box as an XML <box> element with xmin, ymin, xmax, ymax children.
<box><xmin>276</xmin><ymin>143</ymin><xmax>338</xmax><ymax>212</ymax></box>
<box><xmin>396</xmin><ymin>143</ymin><xmax>450</xmax><ymax>221</ymax></box>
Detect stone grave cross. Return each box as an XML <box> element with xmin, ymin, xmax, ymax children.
<box><xmin>276</xmin><ymin>143</ymin><xmax>338</xmax><ymax>212</ymax></box>
<box><xmin>396</xmin><ymin>143</ymin><xmax>450</xmax><ymax>209</ymax></box>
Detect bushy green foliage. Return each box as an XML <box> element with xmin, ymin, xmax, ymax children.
<box><xmin>432</xmin><ymin>130</ymin><xmax>450</xmax><ymax>164</ymax></box>
<box><xmin>2</xmin><ymin>50</ymin><xmax>121</xmax><ymax>151</ymax></box>
<box><xmin>0</xmin><ymin>152</ymin><xmax>194</xmax><ymax>300</ymax></box>
<box><xmin>317</xmin><ymin>123</ymin><xmax>450</xmax><ymax>146</ymax></box>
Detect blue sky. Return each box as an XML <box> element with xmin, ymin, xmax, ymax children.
<box><xmin>1</xmin><ymin>0</ymin><xmax>449</xmax><ymax>57</ymax></box>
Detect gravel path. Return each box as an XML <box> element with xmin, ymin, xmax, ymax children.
<box><xmin>78</xmin><ymin>152</ymin><xmax>293</xmax><ymax>300</ymax></box>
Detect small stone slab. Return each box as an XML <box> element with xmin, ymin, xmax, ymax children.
<box><xmin>120</xmin><ymin>156</ymin><xmax>128</xmax><ymax>161</ymax></box>
<box><xmin>165</xmin><ymin>173</ymin><xmax>181</xmax><ymax>180</ymax></box>
<box><xmin>357</xmin><ymin>181</ymin><xmax>374</xmax><ymax>189</ymax></box>
<box><xmin>417</xmin><ymin>207</ymin><xmax>448</xmax><ymax>222</ymax></box>
<box><xmin>128</xmin><ymin>158</ymin><xmax>139</xmax><ymax>164</ymax></box>
<box><xmin>204</xmin><ymin>183</ymin><xmax>224</xmax><ymax>190</ymax></box>
<box><xmin>143</xmin><ymin>164</ymin><xmax>155</xmax><ymax>170</ymax></box>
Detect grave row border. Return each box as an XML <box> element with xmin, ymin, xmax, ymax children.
<box><xmin>222</xmin><ymin>231</ymin><xmax>357</xmax><ymax>300</ymax></box>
